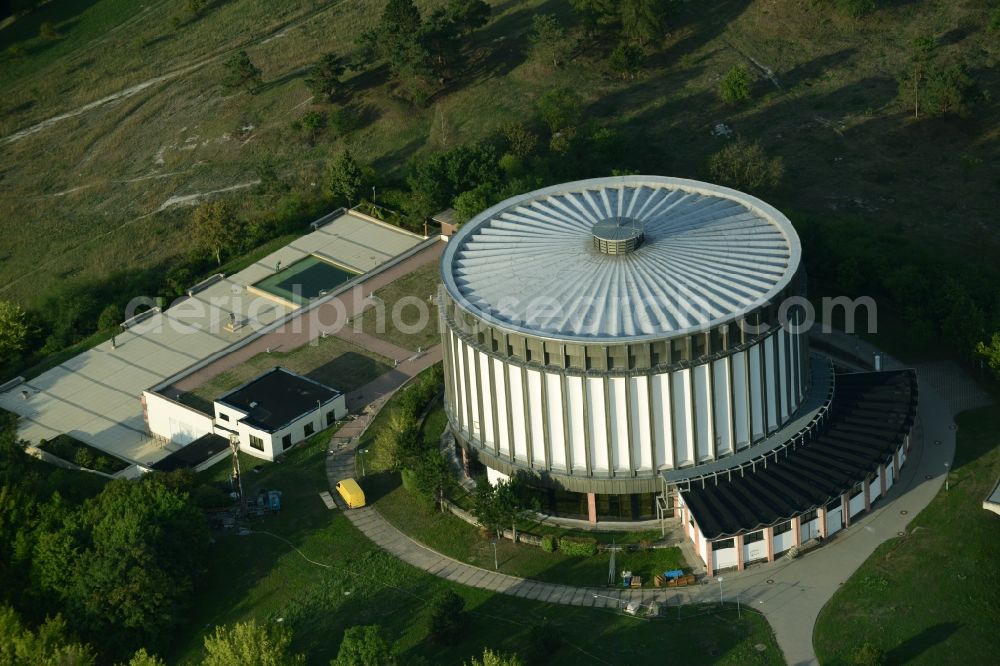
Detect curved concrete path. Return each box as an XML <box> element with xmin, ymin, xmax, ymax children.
<box><xmin>325</xmin><ymin>331</ymin><xmax>987</xmax><ymax>664</ymax></box>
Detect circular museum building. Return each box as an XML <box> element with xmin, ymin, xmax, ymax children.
<box><xmin>438</xmin><ymin>176</ymin><xmax>917</xmax><ymax>571</ymax></box>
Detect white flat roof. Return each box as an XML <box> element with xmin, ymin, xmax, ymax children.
<box><xmin>0</xmin><ymin>212</ymin><xmax>424</xmax><ymax>465</ymax></box>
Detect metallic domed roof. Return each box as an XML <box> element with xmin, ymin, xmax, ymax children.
<box><xmin>441</xmin><ymin>176</ymin><xmax>801</xmax><ymax>342</ymax></box>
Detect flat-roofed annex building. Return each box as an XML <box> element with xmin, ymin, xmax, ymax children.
<box><xmin>214</xmin><ymin>367</ymin><xmax>346</xmax><ymax>461</ymax></box>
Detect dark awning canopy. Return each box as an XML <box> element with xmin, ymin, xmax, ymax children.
<box><xmin>678</xmin><ymin>369</ymin><xmax>917</xmax><ymax>539</ymax></box>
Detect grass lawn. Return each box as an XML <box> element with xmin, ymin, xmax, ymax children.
<box><xmin>359</xmin><ymin>384</ymin><xmax>691</xmax><ymax>590</ymax></box>
<box><xmin>178</xmin><ymin>335</ymin><xmax>391</xmax><ymax>413</ymax></box>
<box><xmin>813</xmin><ymin>405</ymin><xmax>1000</xmax><ymax>665</ymax></box>
<box><xmin>36</xmin><ymin>433</ymin><xmax>129</xmax><ymax>473</ymax></box>
<box><xmin>357</xmin><ymin>260</ymin><xmax>441</xmax><ymax>352</ymax></box>
<box><xmin>176</xmin><ymin>431</ymin><xmax>782</xmax><ymax>666</ymax></box>
<box><xmin>7</xmin><ymin>0</ymin><xmax>994</xmax><ymax>320</ymax></box>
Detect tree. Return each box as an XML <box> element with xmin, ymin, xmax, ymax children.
<box><xmin>473</xmin><ymin>478</ymin><xmax>526</xmax><ymax>541</ymax></box>
<box><xmin>381</xmin><ymin>0</ymin><xmax>422</xmax><ymax>34</ymax></box>
<box><xmin>920</xmin><ymin>63</ymin><xmax>974</xmax><ymax>117</ymax></box>
<box><xmin>97</xmin><ymin>304</ymin><xmax>119</xmax><ymax>331</ymax></box>
<box><xmin>898</xmin><ymin>37</ymin><xmax>937</xmax><ymax>118</ymax></box>
<box><xmin>427</xmin><ymin>590</ymin><xmax>466</xmax><ymax>644</ymax></box>
<box><xmin>0</xmin><ymin>300</ymin><xmax>29</xmax><ymax>363</ymax></box>
<box><xmin>835</xmin><ymin>0</ymin><xmax>876</xmax><ymax>19</ymax></box>
<box><xmin>446</xmin><ymin>0</ymin><xmax>490</xmax><ymax>35</ymax></box>
<box><xmin>536</xmin><ymin>88</ymin><xmax>583</xmax><ymax>133</ymax></box>
<box><xmin>720</xmin><ymin>64</ymin><xmax>752</xmax><ymax>104</ymax></box>
<box><xmin>222</xmin><ymin>51</ymin><xmax>262</xmax><ymax>94</ymax></box>
<box><xmin>292</xmin><ymin>109</ymin><xmax>327</xmax><ymax>145</ymax></box>
<box><xmin>327</xmin><ymin>151</ymin><xmax>365</xmax><ymax>207</ymax></box>
<box><xmin>975</xmin><ymin>333</ymin><xmax>1000</xmax><ymax>381</ymax></box>
<box><xmin>452</xmin><ymin>184</ymin><xmax>493</xmax><ymax>223</ymax></box>
<box><xmin>192</xmin><ymin>200</ymin><xmax>242</xmax><ymax>266</ymax></box>
<box><xmin>940</xmin><ymin>279</ymin><xmax>985</xmax><ymax>360</ymax></box>
<box><xmin>185</xmin><ymin>0</ymin><xmax>209</xmax><ymax>16</ymax></box>
<box><xmin>498</xmin><ymin>122</ymin><xmax>538</xmax><ymax>158</ymax></box>
<box><xmin>528</xmin><ymin>14</ymin><xmax>570</xmax><ymax>69</ymax></box>
<box><xmin>371</xmin><ymin>411</ymin><xmax>420</xmax><ymax>471</ymax></box>
<box><xmin>465</xmin><ymin>648</ymin><xmax>524</xmax><ymax>666</ymax></box>
<box><xmin>0</xmin><ymin>606</ymin><xmax>96</xmax><ymax>666</ymax></box>
<box><xmin>619</xmin><ymin>0</ymin><xmax>668</xmax><ymax>45</ymax></box>
<box><xmin>305</xmin><ymin>53</ymin><xmax>347</xmax><ymax>103</ymax></box>
<box><xmin>411</xmin><ymin>450</ymin><xmax>457</xmax><ymax>511</ymax></box>
<box><xmin>407</xmin><ymin>142</ymin><xmax>500</xmax><ymax>218</ymax></box>
<box><xmin>707</xmin><ymin>138</ymin><xmax>784</xmax><ymax>193</ymax></box>
<box><xmin>31</xmin><ymin>477</ymin><xmax>210</xmax><ymax>658</ymax></box>
<box><xmin>570</xmin><ymin>0</ymin><xmax>613</xmax><ymax>37</ymax></box>
<box><xmin>203</xmin><ymin>620</ymin><xmax>303</xmax><ymax>666</ymax></box>
<box><xmin>331</xmin><ymin>625</ymin><xmax>396</xmax><ymax>666</ymax></box>
<box><xmin>608</xmin><ymin>42</ymin><xmax>642</xmax><ymax>80</ymax></box>
<box><xmin>127</xmin><ymin>648</ymin><xmax>166</xmax><ymax>666</ymax></box>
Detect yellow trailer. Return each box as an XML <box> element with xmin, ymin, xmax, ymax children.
<box><xmin>335</xmin><ymin>478</ymin><xmax>366</xmax><ymax>508</ymax></box>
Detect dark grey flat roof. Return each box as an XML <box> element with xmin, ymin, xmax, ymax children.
<box><xmin>217</xmin><ymin>367</ymin><xmax>340</xmax><ymax>432</ymax></box>
<box><xmin>680</xmin><ymin>369</ymin><xmax>918</xmax><ymax>539</ymax></box>
<box><xmin>150</xmin><ymin>433</ymin><xmax>229</xmax><ymax>472</ymax></box>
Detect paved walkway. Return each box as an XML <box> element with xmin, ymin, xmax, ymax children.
<box><xmin>165</xmin><ymin>242</ymin><xmax>443</xmax><ymax>394</ymax></box>
<box><xmin>323</xmin><ymin>331</ymin><xmax>989</xmax><ymax>665</ymax></box>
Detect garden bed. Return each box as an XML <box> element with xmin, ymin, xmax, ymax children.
<box><xmin>37</xmin><ymin>434</ymin><xmax>129</xmax><ymax>474</ymax></box>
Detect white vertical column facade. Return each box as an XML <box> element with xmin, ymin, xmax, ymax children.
<box><xmin>443</xmin><ymin>324</ymin><xmax>806</xmax><ymax>477</ymax></box>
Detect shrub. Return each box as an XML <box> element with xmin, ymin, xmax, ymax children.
<box><xmin>836</xmin><ymin>0</ymin><xmax>876</xmax><ymax>19</ymax></box>
<box><xmin>525</xmin><ymin>619</ymin><xmax>562</xmax><ymax>664</ymax></box>
<box><xmin>428</xmin><ymin>590</ymin><xmax>466</xmax><ymax>644</ymax></box>
<box><xmin>540</xmin><ymin>535</ymin><xmax>556</xmax><ymax>553</ymax></box>
<box><xmin>719</xmin><ymin>64</ymin><xmax>752</xmax><ymax>105</ymax></box>
<box><xmin>609</xmin><ymin>43</ymin><xmax>642</xmax><ymax>80</ymax></box>
<box><xmin>707</xmin><ymin>137</ymin><xmax>784</xmax><ymax>193</ymax></box>
<box><xmin>853</xmin><ymin>641</ymin><xmax>885</xmax><ymax>665</ymax></box>
<box><xmin>558</xmin><ymin>536</ymin><xmax>598</xmax><ymax>557</ymax></box>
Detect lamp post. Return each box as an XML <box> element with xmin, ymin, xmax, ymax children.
<box><xmin>717</xmin><ymin>577</ymin><xmax>724</xmax><ymax>607</ymax></box>
<box><xmin>944</xmin><ymin>462</ymin><xmax>950</xmax><ymax>491</ymax></box>
<box><xmin>358</xmin><ymin>448</ymin><xmax>369</xmax><ymax>477</ymax></box>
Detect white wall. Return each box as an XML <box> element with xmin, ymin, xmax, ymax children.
<box><xmin>486</xmin><ymin>466</ymin><xmax>510</xmax><ymax>486</ymax></box>
<box><xmin>232</xmin><ymin>394</ymin><xmax>346</xmax><ymax>461</ymax></box>
<box><xmin>773</xmin><ymin>528</ymin><xmax>795</xmax><ymax>554</ymax></box>
<box><xmin>143</xmin><ymin>391</ymin><xmax>213</xmax><ymax>445</ymax></box>
<box><xmin>826</xmin><ymin>506</ymin><xmax>843</xmax><ymax>537</ymax></box>
<box><xmin>744</xmin><ymin>534</ymin><xmax>767</xmax><ymax>563</ymax></box>
<box><xmin>712</xmin><ymin>546</ymin><xmax>738</xmax><ymax>571</ymax></box>
<box><xmin>849</xmin><ymin>490</ymin><xmax>866</xmax><ymax>517</ymax></box>
<box><xmin>443</xmin><ymin>325</ymin><xmax>807</xmax><ymax>476</ymax></box>
<box><xmin>800</xmin><ymin>517</ymin><xmax>821</xmax><ymax>542</ymax></box>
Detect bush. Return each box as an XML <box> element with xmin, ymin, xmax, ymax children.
<box><xmin>853</xmin><ymin>641</ymin><xmax>885</xmax><ymax>665</ymax></box>
<box><xmin>707</xmin><ymin>137</ymin><xmax>784</xmax><ymax>193</ymax></box>
<box><xmin>540</xmin><ymin>535</ymin><xmax>556</xmax><ymax>553</ymax></box>
<box><xmin>609</xmin><ymin>43</ymin><xmax>642</xmax><ymax>80</ymax></box>
<box><xmin>836</xmin><ymin>0</ymin><xmax>876</xmax><ymax>19</ymax></box>
<box><xmin>525</xmin><ymin>619</ymin><xmax>562</xmax><ymax>664</ymax></box>
<box><xmin>558</xmin><ymin>536</ymin><xmax>598</xmax><ymax>557</ymax></box>
<box><xmin>719</xmin><ymin>64</ymin><xmax>752</xmax><ymax>105</ymax></box>
<box><xmin>428</xmin><ymin>590</ymin><xmax>466</xmax><ymax>644</ymax></box>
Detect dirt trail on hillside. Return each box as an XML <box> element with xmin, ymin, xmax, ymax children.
<box><xmin>0</xmin><ymin>60</ymin><xmax>210</xmax><ymax>146</ymax></box>
<box><xmin>0</xmin><ymin>1</ymin><xmax>345</xmax><ymax>147</ymax></box>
